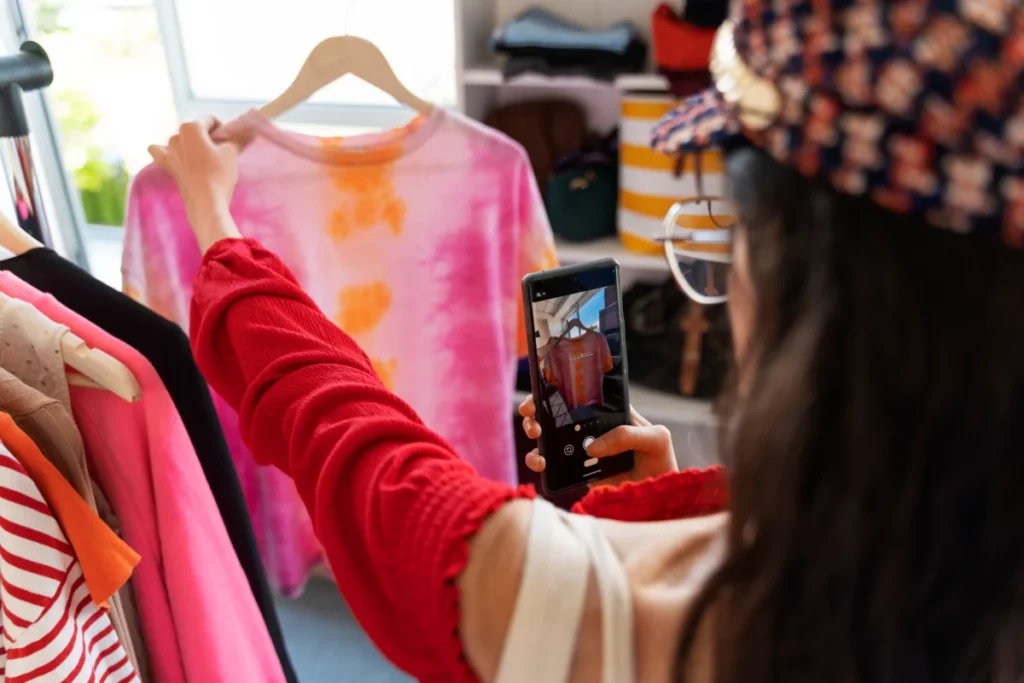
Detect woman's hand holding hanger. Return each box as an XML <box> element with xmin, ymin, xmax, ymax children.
<box><xmin>519</xmin><ymin>395</ymin><xmax>678</xmax><ymax>488</ymax></box>
<box><xmin>148</xmin><ymin>118</ymin><xmax>242</xmax><ymax>253</ymax></box>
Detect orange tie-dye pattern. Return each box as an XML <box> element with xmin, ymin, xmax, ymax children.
<box><xmin>335</xmin><ymin>282</ymin><xmax>392</xmax><ymax>337</ymax></box>
<box><xmin>322</xmin><ymin>140</ymin><xmax>407</xmax><ymax>242</ymax></box>
<box><xmin>371</xmin><ymin>358</ymin><xmax>398</xmax><ymax>391</ymax></box>
<box><xmin>335</xmin><ymin>281</ymin><xmax>399</xmax><ymax>390</ymax></box>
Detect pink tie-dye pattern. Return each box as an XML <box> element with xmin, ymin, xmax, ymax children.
<box><xmin>122</xmin><ymin>108</ymin><xmax>555</xmax><ymax>594</ymax></box>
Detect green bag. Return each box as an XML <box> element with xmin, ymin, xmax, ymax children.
<box><xmin>544</xmin><ymin>164</ymin><xmax>619</xmax><ymax>243</ymax></box>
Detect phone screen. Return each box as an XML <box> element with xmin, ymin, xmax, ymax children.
<box><xmin>525</xmin><ymin>263</ymin><xmax>633</xmax><ymax>493</ymax></box>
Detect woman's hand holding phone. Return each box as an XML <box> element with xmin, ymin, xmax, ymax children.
<box><xmin>519</xmin><ymin>396</ymin><xmax>678</xmax><ymax>489</ymax></box>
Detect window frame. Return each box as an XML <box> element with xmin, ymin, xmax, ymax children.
<box><xmin>0</xmin><ymin>0</ymin><xmax>90</xmax><ymax>268</ymax></box>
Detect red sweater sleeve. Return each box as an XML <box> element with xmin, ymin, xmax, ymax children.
<box><xmin>572</xmin><ymin>466</ymin><xmax>729</xmax><ymax>522</ymax></box>
<box><xmin>189</xmin><ymin>238</ymin><xmax>533</xmax><ymax>683</ymax></box>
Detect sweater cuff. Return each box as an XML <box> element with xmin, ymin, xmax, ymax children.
<box><xmin>402</xmin><ymin>476</ymin><xmax>536</xmax><ymax>682</ymax></box>
<box><xmin>572</xmin><ymin>466</ymin><xmax>728</xmax><ymax>522</ymax></box>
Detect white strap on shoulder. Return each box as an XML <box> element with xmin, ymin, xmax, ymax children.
<box><xmin>494</xmin><ymin>500</ymin><xmax>590</xmax><ymax>683</ymax></box>
<box><xmin>563</xmin><ymin>514</ymin><xmax>636</xmax><ymax>683</ymax></box>
<box><xmin>493</xmin><ymin>501</ymin><xmax>636</xmax><ymax>683</ymax></box>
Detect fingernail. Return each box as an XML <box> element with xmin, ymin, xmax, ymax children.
<box><xmin>586</xmin><ymin>439</ymin><xmax>605</xmax><ymax>457</ymax></box>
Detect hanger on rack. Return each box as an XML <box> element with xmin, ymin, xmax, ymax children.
<box><xmin>0</xmin><ymin>291</ymin><xmax>141</xmax><ymax>402</ymax></box>
<box><xmin>0</xmin><ymin>207</ymin><xmax>42</xmax><ymax>255</ymax></box>
<box><xmin>260</xmin><ymin>4</ymin><xmax>432</xmax><ymax>120</ymax></box>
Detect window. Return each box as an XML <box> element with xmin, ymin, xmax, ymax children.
<box><xmin>12</xmin><ymin>0</ymin><xmax>177</xmax><ymax>283</ymax></box>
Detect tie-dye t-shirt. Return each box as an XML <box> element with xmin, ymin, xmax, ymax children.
<box><xmin>122</xmin><ymin>107</ymin><xmax>558</xmax><ymax>594</ymax></box>
<box><xmin>543</xmin><ymin>331</ymin><xmax>613</xmax><ymax>410</ymax></box>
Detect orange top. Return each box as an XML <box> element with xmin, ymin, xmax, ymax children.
<box><xmin>0</xmin><ymin>412</ymin><xmax>139</xmax><ymax>607</ymax></box>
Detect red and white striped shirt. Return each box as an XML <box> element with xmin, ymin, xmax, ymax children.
<box><xmin>0</xmin><ymin>441</ymin><xmax>135</xmax><ymax>682</ymax></box>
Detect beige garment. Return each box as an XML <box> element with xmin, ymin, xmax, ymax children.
<box><xmin>495</xmin><ymin>500</ymin><xmax>634</xmax><ymax>683</ymax></box>
<box><xmin>464</xmin><ymin>501</ymin><xmax>726</xmax><ymax>683</ymax></box>
<box><xmin>0</xmin><ymin>309</ymin><xmax>150</xmax><ymax>680</ymax></box>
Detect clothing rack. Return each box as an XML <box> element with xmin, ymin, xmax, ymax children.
<box><xmin>0</xmin><ymin>42</ymin><xmax>53</xmax><ymax>246</ymax></box>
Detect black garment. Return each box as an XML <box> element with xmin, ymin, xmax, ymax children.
<box><xmin>680</xmin><ymin>0</ymin><xmax>728</xmax><ymax>28</ymax></box>
<box><xmin>500</xmin><ymin>41</ymin><xmax>648</xmax><ymax>81</ymax></box>
<box><xmin>0</xmin><ymin>248</ymin><xmax>298</xmax><ymax>683</ymax></box>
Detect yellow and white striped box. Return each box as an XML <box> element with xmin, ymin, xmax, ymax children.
<box><xmin>619</xmin><ymin>95</ymin><xmax>732</xmax><ymax>254</ymax></box>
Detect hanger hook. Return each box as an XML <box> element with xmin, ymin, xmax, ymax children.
<box><xmin>343</xmin><ymin>0</ymin><xmax>361</xmax><ymax>36</ymax></box>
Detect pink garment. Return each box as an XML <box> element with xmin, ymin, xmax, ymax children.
<box><xmin>544</xmin><ymin>331</ymin><xmax>613</xmax><ymax>410</ymax></box>
<box><xmin>122</xmin><ymin>107</ymin><xmax>557</xmax><ymax>594</ymax></box>
<box><xmin>0</xmin><ymin>273</ymin><xmax>286</xmax><ymax>683</ymax></box>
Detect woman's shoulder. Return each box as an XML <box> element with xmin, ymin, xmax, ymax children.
<box><xmin>460</xmin><ymin>500</ymin><xmax>727</xmax><ymax>682</ymax></box>
<box><xmin>608</xmin><ymin>513</ymin><xmax>727</xmax><ymax>683</ymax></box>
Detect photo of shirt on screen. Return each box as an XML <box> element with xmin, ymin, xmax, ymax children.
<box><xmin>532</xmin><ymin>285</ymin><xmax>623</xmax><ymax>426</ymax></box>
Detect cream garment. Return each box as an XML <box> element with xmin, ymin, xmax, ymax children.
<box><xmin>492</xmin><ymin>501</ymin><xmax>729</xmax><ymax>683</ymax></box>
<box><xmin>0</xmin><ymin>299</ymin><xmax>148</xmax><ymax>679</ymax></box>
<box><xmin>495</xmin><ymin>500</ymin><xmax>636</xmax><ymax>683</ymax></box>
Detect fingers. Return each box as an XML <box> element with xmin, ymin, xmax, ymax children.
<box><xmin>522</xmin><ymin>416</ymin><xmax>541</xmax><ymax>440</ymax></box>
<box><xmin>199</xmin><ymin>115</ymin><xmax>222</xmax><ymax>132</ymax></box>
<box><xmin>518</xmin><ymin>394</ymin><xmax>536</xmax><ymax>418</ymax></box>
<box><xmin>587</xmin><ymin>424</ymin><xmax>672</xmax><ymax>458</ymax></box>
<box><xmin>147</xmin><ymin>145</ymin><xmax>176</xmax><ymax>178</ymax></box>
<box><xmin>147</xmin><ymin>144</ymin><xmax>168</xmax><ymax>166</ymax></box>
<box><xmin>519</xmin><ymin>395</ymin><xmax>542</xmax><ymax>438</ymax></box>
<box><xmin>179</xmin><ymin>117</ymin><xmax>219</xmax><ymax>146</ymax></box>
<box><xmin>629</xmin><ymin>406</ymin><xmax>651</xmax><ymax>427</ymax></box>
<box><xmin>525</xmin><ymin>450</ymin><xmax>546</xmax><ymax>473</ymax></box>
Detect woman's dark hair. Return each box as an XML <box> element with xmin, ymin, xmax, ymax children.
<box><xmin>678</xmin><ymin>146</ymin><xmax>1024</xmax><ymax>682</ymax></box>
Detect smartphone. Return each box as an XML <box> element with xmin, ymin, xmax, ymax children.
<box><xmin>522</xmin><ymin>259</ymin><xmax>634</xmax><ymax>494</ymax></box>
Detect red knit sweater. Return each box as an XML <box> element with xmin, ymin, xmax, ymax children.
<box><xmin>189</xmin><ymin>239</ymin><xmax>728</xmax><ymax>682</ymax></box>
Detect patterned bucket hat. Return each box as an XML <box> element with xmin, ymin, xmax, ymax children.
<box><xmin>650</xmin><ymin>0</ymin><xmax>1024</xmax><ymax>247</ymax></box>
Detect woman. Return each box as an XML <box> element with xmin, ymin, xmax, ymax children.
<box><xmin>151</xmin><ymin>2</ymin><xmax>1024</xmax><ymax>681</ymax></box>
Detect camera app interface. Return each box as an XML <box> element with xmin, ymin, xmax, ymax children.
<box><xmin>531</xmin><ymin>278</ymin><xmax>627</xmax><ymax>471</ymax></box>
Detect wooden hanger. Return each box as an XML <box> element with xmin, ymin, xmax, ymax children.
<box><xmin>0</xmin><ymin>292</ymin><xmax>141</xmax><ymax>402</ymax></box>
<box><xmin>62</xmin><ymin>334</ymin><xmax>142</xmax><ymax>402</ymax></box>
<box><xmin>0</xmin><ymin>210</ymin><xmax>43</xmax><ymax>255</ymax></box>
<box><xmin>260</xmin><ymin>35</ymin><xmax>432</xmax><ymax>120</ymax></box>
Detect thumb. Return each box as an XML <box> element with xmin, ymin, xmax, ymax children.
<box><xmin>147</xmin><ymin>144</ymin><xmax>168</xmax><ymax>165</ymax></box>
<box><xmin>587</xmin><ymin>424</ymin><xmax>671</xmax><ymax>458</ymax></box>
<box><xmin>147</xmin><ymin>145</ymin><xmax>175</xmax><ymax>177</ymax></box>
<box><xmin>180</xmin><ymin>117</ymin><xmax>220</xmax><ymax>148</ymax></box>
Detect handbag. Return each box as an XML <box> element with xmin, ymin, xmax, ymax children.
<box><xmin>623</xmin><ymin>278</ymin><xmax>731</xmax><ymax>400</ymax></box>
<box><xmin>545</xmin><ymin>135</ymin><xmax>619</xmax><ymax>242</ymax></box>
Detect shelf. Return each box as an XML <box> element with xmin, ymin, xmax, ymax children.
<box><xmin>614</xmin><ymin>72</ymin><xmax>673</xmax><ymax>91</ymax></box>
<box><xmin>556</xmin><ymin>237</ymin><xmax>669</xmax><ymax>273</ymax></box>
<box><xmin>514</xmin><ymin>387</ymin><xmax>715</xmax><ymax>426</ymax></box>
<box><xmin>463</xmin><ymin>63</ymin><xmax>669</xmax><ymax>91</ymax></box>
